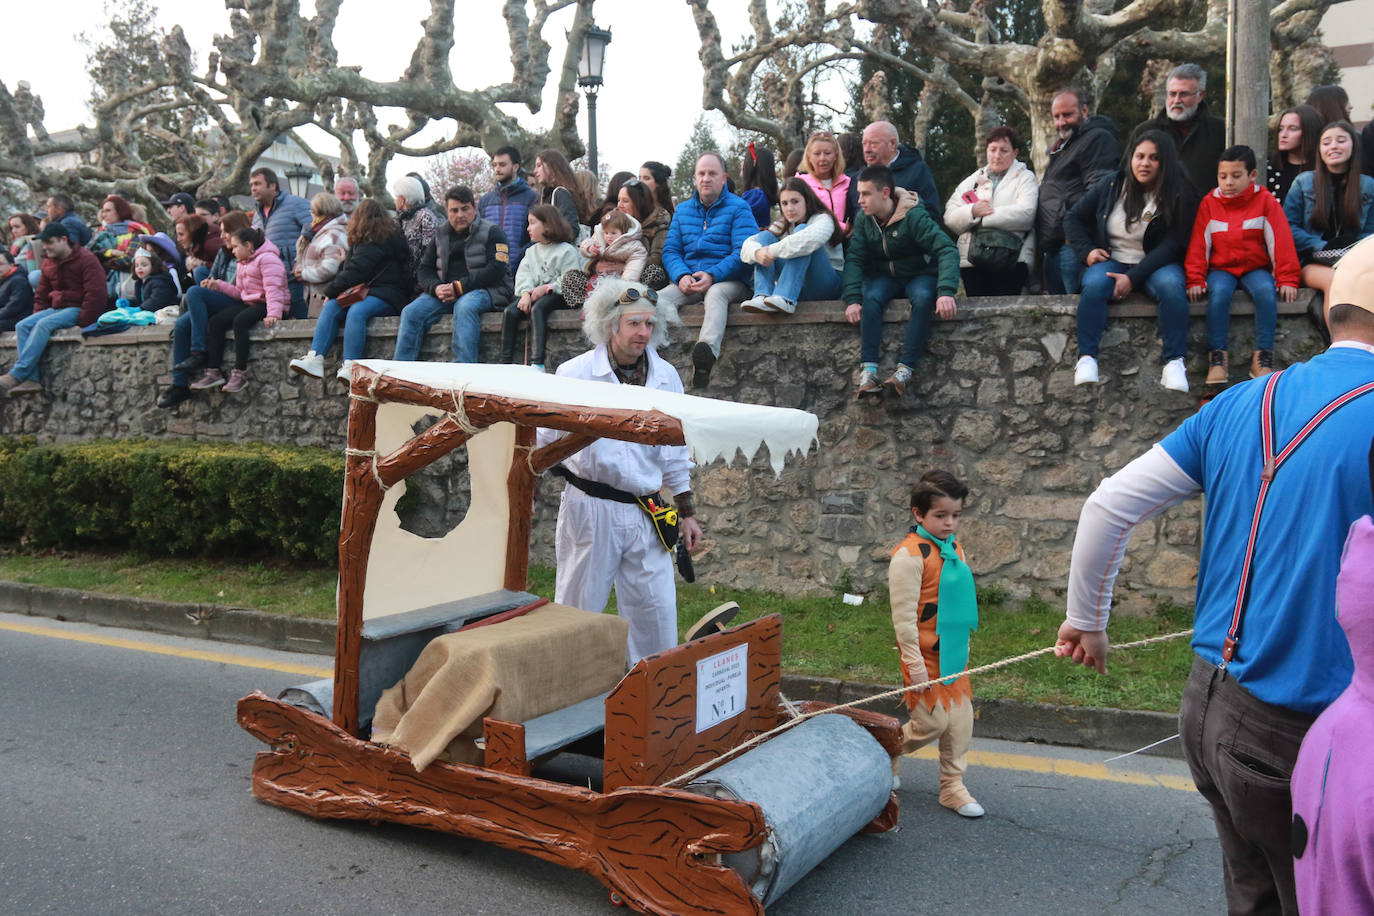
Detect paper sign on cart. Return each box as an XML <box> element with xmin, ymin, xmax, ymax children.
<box><xmin>696</xmin><ymin>644</ymin><xmax>748</xmax><ymax>733</ymax></box>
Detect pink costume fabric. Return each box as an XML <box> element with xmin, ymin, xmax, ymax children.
<box><xmin>1291</xmin><ymin>515</ymin><xmax>1374</xmax><ymax>913</ymax></box>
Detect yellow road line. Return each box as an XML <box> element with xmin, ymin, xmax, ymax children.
<box><xmin>0</xmin><ymin>619</ymin><xmax>332</xmax><ymax>678</ymax></box>
<box><xmin>908</xmin><ymin>746</ymin><xmax>1197</xmax><ymax>792</ymax></box>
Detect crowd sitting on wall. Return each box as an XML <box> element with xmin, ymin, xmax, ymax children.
<box><xmin>2</xmin><ymin>65</ymin><xmax>1373</xmax><ymax>405</ymax></box>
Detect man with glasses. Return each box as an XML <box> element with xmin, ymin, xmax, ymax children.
<box><xmin>1128</xmin><ymin>63</ymin><xmax>1225</xmax><ymax>194</ymax></box>
<box><xmin>539</xmin><ymin>279</ymin><xmax>705</xmax><ymax>663</ymax></box>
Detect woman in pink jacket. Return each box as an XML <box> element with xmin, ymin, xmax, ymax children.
<box><xmin>183</xmin><ymin>226</ymin><xmax>288</xmax><ymax>394</ymax></box>
<box><xmin>796</xmin><ymin>131</ymin><xmax>852</xmax><ymax>233</ymax></box>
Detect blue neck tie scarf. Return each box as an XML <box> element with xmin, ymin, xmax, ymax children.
<box><xmin>915</xmin><ymin>524</ymin><xmax>979</xmax><ymax>682</ymax></box>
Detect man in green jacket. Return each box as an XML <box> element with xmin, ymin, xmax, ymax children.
<box><xmin>843</xmin><ymin>165</ymin><xmax>960</xmax><ymax>398</ymax></box>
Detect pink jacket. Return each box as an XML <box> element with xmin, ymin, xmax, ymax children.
<box><xmin>798</xmin><ymin>172</ymin><xmax>851</xmax><ymax>231</ymax></box>
<box><xmin>222</xmin><ymin>238</ymin><xmax>290</xmax><ymax>318</ymax></box>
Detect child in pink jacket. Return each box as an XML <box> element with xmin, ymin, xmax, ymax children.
<box><xmin>186</xmin><ymin>226</ymin><xmax>289</xmax><ymax>394</ymax></box>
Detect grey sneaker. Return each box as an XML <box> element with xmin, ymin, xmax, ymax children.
<box><xmin>190</xmin><ymin>368</ymin><xmax>226</xmax><ymax>390</ymax></box>
<box><xmin>883</xmin><ymin>364</ymin><xmax>913</xmax><ymax>397</ymax></box>
<box><xmin>856</xmin><ymin>366</ymin><xmax>881</xmax><ymax>399</ymax></box>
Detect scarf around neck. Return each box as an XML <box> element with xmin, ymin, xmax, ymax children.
<box><xmin>914</xmin><ymin>524</ymin><xmax>979</xmax><ymax>680</ymax></box>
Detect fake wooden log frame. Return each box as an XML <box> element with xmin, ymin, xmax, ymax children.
<box><xmin>239</xmin><ymin>691</ymin><xmax>769</xmax><ymax>916</ymax></box>
<box><xmin>333</xmin><ymin>366</ymin><xmax>688</xmax><ymax>734</ymax></box>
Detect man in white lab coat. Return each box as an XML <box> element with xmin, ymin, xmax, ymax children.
<box><xmin>541</xmin><ymin>279</ymin><xmax>704</xmax><ymax>663</ymax></box>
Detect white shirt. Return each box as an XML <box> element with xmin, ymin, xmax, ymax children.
<box><xmin>537</xmin><ymin>344</ymin><xmax>694</xmax><ymax>496</ymax></box>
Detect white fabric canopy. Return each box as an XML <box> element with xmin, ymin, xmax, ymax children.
<box><xmin>356</xmin><ymin>360</ymin><xmax>819</xmax><ymax>474</ymax></box>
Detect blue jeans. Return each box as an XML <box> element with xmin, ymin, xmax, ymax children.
<box><xmin>1206</xmin><ymin>268</ymin><xmax>1277</xmax><ymax>351</ymax></box>
<box><xmin>310</xmin><ymin>296</ymin><xmax>399</xmax><ymax>361</ymax></box>
<box><xmin>393</xmin><ymin>289</ymin><xmax>495</xmax><ymax>362</ymax></box>
<box><xmin>1076</xmin><ymin>260</ymin><xmax>1189</xmax><ymax>361</ymax></box>
<box><xmin>184</xmin><ymin>285</ymin><xmax>242</xmax><ymax>353</ymax></box>
<box><xmin>750</xmin><ymin>229</ymin><xmax>842</xmax><ymax>303</ymax></box>
<box><xmin>858</xmin><ymin>273</ymin><xmax>938</xmax><ymax>367</ymax></box>
<box><xmin>10</xmin><ymin>307</ymin><xmax>80</xmax><ymax>381</ymax></box>
<box><xmin>192</xmin><ymin>266</ymin><xmax>210</xmax><ymax>284</ymax></box>
<box><xmin>1043</xmin><ymin>245</ymin><xmax>1085</xmax><ymax>295</ymax></box>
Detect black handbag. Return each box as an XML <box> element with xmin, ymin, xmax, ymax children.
<box><xmin>967</xmin><ymin>227</ymin><xmax>1022</xmax><ymax>272</ymax></box>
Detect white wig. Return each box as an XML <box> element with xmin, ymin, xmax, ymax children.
<box><xmin>388</xmin><ymin>175</ymin><xmax>423</xmax><ymax>205</ymax></box>
<box><xmin>581</xmin><ymin>277</ymin><xmax>679</xmax><ymax>350</ymax></box>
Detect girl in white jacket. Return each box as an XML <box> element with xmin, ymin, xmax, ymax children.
<box><xmin>943</xmin><ymin>127</ymin><xmax>1039</xmax><ymax>296</ymax></box>
<box><xmin>739</xmin><ymin>178</ymin><xmax>845</xmax><ymax>314</ymax></box>
<box><xmin>499</xmin><ymin>205</ymin><xmax>583</xmax><ymax>370</ymax></box>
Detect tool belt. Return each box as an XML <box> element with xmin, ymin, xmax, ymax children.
<box><xmin>551</xmin><ymin>465</ymin><xmax>679</xmax><ymax>551</ymax></box>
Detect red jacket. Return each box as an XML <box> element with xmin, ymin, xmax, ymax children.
<box><xmin>1185</xmin><ymin>183</ymin><xmax>1300</xmax><ymax>289</ymax></box>
<box><xmin>35</xmin><ymin>244</ymin><xmax>110</xmax><ymax>326</ymax></box>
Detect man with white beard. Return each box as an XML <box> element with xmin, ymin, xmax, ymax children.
<box><xmin>1035</xmin><ymin>88</ymin><xmax>1119</xmax><ymax>294</ymax></box>
<box><xmin>334</xmin><ymin>177</ymin><xmax>361</xmax><ymax>215</ymax></box>
<box><xmin>1128</xmin><ymin>63</ymin><xmax>1226</xmax><ymax>195</ymax></box>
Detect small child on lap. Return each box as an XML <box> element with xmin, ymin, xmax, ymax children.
<box><xmin>888</xmin><ymin>469</ymin><xmax>984</xmax><ymax>818</ymax></box>
<box><xmin>1185</xmin><ymin>144</ymin><xmax>1300</xmax><ymax>384</ymax></box>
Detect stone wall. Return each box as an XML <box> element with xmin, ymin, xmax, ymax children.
<box><xmin>0</xmin><ymin>294</ymin><xmax>1323</xmax><ymax>606</ymax></box>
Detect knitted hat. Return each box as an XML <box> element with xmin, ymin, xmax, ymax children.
<box><xmin>1328</xmin><ymin>235</ymin><xmax>1374</xmax><ymax>316</ymax></box>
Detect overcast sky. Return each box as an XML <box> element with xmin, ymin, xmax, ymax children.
<box><xmin>0</xmin><ymin>0</ymin><xmax>793</xmax><ymax>186</ymax></box>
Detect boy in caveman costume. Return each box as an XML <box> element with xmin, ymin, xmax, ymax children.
<box><xmin>888</xmin><ymin>469</ymin><xmax>984</xmax><ymax>817</ymax></box>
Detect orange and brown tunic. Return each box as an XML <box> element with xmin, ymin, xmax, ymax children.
<box><xmin>889</xmin><ymin>530</ymin><xmax>973</xmax><ymax>713</ymax></box>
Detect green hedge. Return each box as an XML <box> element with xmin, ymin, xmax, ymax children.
<box><xmin>0</xmin><ymin>438</ymin><xmax>344</xmax><ymax>563</ymax></box>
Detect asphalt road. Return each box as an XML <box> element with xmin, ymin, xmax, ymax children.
<box><xmin>0</xmin><ymin>612</ymin><xmax>1225</xmax><ymax>915</ymax></box>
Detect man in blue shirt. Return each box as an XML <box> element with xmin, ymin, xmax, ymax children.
<box><xmin>1055</xmin><ymin>238</ymin><xmax>1374</xmax><ymax>914</ymax></box>
<box><xmin>655</xmin><ymin>152</ymin><xmax>757</xmax><ymax>389</ymax></box>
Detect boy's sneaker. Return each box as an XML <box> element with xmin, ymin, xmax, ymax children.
<box><xmin>883</xmin><ymin>364</ymin><xmax>913</xmax><ymax>397</ymax></box>
<box><xmin>335</xmin><ymin>360</ymin><xmax>354</xmax><ymax>383</ymax></box>
<box><xmin>1249</xmin><ymin>349</ymin><xmax>1274</xmax><ymax>379</ymax></box>
<box><xmin>1205</xmin><ymin>349</ymin><xmax>1229</xmax><ymax>386</ymax></box>
<box><xmin>691</xmin><ymin>341</ymin><xmax>716</xmax><ymax>389</ymax></box>
<box><xmin>8</xmin><ymin>378</ymin><xmax>43</xmax><ymax>395</ymax></box>
<box><xmin>1161</xmin><ymin>357</ymin><xmax>1189</xmax><ymax>393</ymax></box>
<box><xmin>189</xmin><ymin>368</ymin><xmax>225</xmax><ymax>390</ymax></box>
<box><xmin>530</xmin><ymin>363</ymin><xmax>546</xmax><ymax>373</ymax></box>
<box><xmin>290</xmin><ymin>351</ymin><xmax>324</xmax><ymax>379</ymax></box>
<box><xmin>1073</xmin><ymin>355</ymin><xmax>1099</xmax><ymax>385</ymax></box>
<box><xmin>740</xmin><ymin>295</ymin><xmax>771</xmax><ymax>313</ymax></box>
<box><xmin>157</xmin><ymin>385</ymin><xmax>192</xmax><ymax>409</ymax></box>
<box><xmin>0</xmin><ymin>373</ymin><xmax>17</xmax><ymax>396</ymax></box>
<box><xmin>222</xmin><ymin>369</ymin><xmax>248</xmax><ymax>394</ymax></box>
<box><xmin>856</xmin><ymin>366</ymin><xmax>881</xmax><ymax>399</ymax></box>
<box><xmin>762</xmin><ymin>295</ymin><xmax>796</xmax><ymax>314</ymax></box>
<box><xmin>175</xmin><ymin>350</ymin><xmax>207</xmax><ymax>373</ymax></box>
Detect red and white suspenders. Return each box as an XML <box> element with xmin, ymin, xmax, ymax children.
<box><xmin>1220</xmin><ymin>370</ymin><xmax>1374</xmax><ymax>667</ymax></box>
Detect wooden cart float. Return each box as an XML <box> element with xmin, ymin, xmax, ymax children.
<box><xmin>236</xmin><ymin>361</ymin><xmax>900</xmax><ymax>915</ymax></box>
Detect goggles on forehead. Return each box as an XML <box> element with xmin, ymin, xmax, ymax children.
<box><xmin>618</xmin><ymin>287</ymin><xmax>658</xmax><ymax>307</ymax></box>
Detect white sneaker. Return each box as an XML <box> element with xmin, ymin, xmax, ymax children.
<box><xmin>1073</xmin><ymin>355</ymin><xmax>1099</xmax><ymax>385</ymax></box>
<box><xmin>740</xmin><ymin>295</ymin><xmax>771</xmax><ymax>313</ymax></box>
<box><xmin>956</xmin><ymin>801</ymin><xmax>986</xmax><ymax>818</ymax></box>
<box><xmin>1161</xmin><ymin>358</ymin><xmax>1189</xmax><ymax>392</ymax></box>
<box><xmin>763</xmin><ymin>295</ymin><xmax>796</xmax><ymax>314</ymax></box>
<box><xmin>290</xmin><ymin>351</ymin><xmax>323</xmax><ymax>379</ymax></box>
<box><xmin>336</xmin><ymin>359</ymin><xmax>354</xmax><ymax>383</ymax></box>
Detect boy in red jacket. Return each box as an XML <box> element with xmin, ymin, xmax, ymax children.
<box><xmin>1185</xmin><ymin>145</ymin><xmax>1300</xmax><ymax>384</ymax></box>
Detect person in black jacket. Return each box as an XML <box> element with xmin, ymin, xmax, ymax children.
<box><xmin>287</xmin><ymin>199</ymin><xmax>411</xmax><ymax>383</ymax></box>
<box><xmin>844</xmin><ymin>121</ymin><xmax>942</xmax><ymax>225</ymax></box>
<box><xmin>0</xmin><ymin>250</ymin><xmax>34</xmax><ymax>333</ymax></box>
<box><xmin>1064</xmin><ymin>130</ymin><xmax>1200</xmax><ymax>393</ymax></box>
<box><xmin>1037</xmin><ymin>89</ymin><xmax>1119</xmax><ymax>294</ymax></box>
<box><xmin>393</xmin><ymin>185</ymin><xmax>513</xmax><ymax>363</ymax></box>
<box><xmin>1127</xmin><ymin>63</ymin><xmax>1225</xmax><ymax>195</ymax></box>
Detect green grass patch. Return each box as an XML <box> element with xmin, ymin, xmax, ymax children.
<box><xmin>0</xmin><ymin>549</ymin><xmax>1193</xmax><ymax>711</ymax></box>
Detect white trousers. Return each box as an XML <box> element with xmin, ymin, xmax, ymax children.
<box><xmin>656</xmin><ymin>280</ymin><xmax>750</xmax><ymax>358</ymax></box>
<box><xmin>554</xmin><ymin>487</ymin><xmax>678</xmax><ymax>664</ymax></box>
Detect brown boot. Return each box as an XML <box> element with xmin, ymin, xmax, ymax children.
<box><xmin>1250</xmin><ymin>350</ymin><xmax>1274</xmax><ymax>379</ymax></box>
<box><xmin>1205</xmin><ymin>350</ymin><xmax>1228</xmax><ymax>386</ymax></box>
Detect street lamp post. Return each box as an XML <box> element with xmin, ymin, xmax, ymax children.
<box><xmin>577</xmin><ymin>24</ymin><xmax>612</xmax><ymax>176</ymax></box>
<box><xmin>284</xmin><ymin>163</ymin><xmax>313</xmax><ymax>199</ymax></box>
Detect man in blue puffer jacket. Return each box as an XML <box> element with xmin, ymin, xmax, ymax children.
<box><xmin>249</xmin><ymin>167</ymin><xmax>312</xmax><ymax>318</ymax></box>
<box><xmin>657</xmin><ymin>152</ymin><xmax>757</xmax><ymax>388</ymax></box>
<box><xmin>478</xmin><ymin>146</ymin><xmax>538</xmax><ymax>274</ymax></box>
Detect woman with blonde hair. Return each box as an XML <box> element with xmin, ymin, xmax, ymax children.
<box><xmin>796</xmin><ymin>131</ymin><xmax>851</xmax><ymax>231</ymax></box>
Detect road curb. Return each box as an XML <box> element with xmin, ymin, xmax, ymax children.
<box><xmin>5</xmin><ymin>581</ymin><xmax>1181</xmax><ymax>758</ymax></box>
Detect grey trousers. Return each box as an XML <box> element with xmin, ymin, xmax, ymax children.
<box><xmin>655</xmin><ymin>280</ymin><xmax>750</xmax><ymax>358</ymax></box>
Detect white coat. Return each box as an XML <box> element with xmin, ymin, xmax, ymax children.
<box><xmin>538</xmin><ymin>343</ymin><xmax>693</xmax><ymax>662</ymax></box>
<box><xmin>943</xmin><ymin>158</ymin><xmax>1039</xmax><ymax>269</ymax></box>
